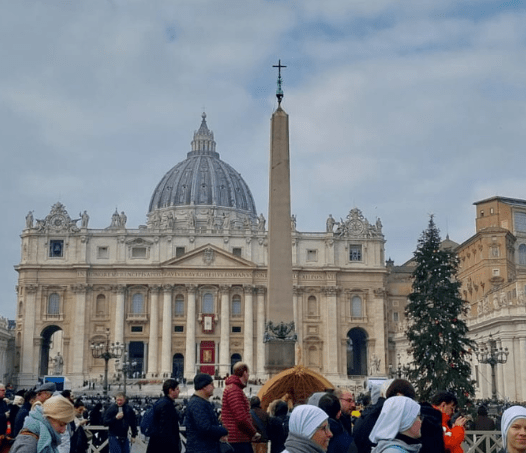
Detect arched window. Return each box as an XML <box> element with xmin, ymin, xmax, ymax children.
<box><xmin>174</xmin><ymin>294</ymin><xmax>185</xmax><ymax>316</ymax></box>
<box><xmin>132</xmin><ymin>293</ymin><xmax>144</xmax><ymax>314</ymax></box>
<box><xmin>232</xmin><ymin>295</ymin><xmax>241</xmax><ymax>316</ymax></box>
<box><xmin>203</xmin><ymin>293</ymin><xmax>214</xmax><ymax>314</ymax></box>
<box><xmin>351</xmin><ymin>296</ymin><xmax>362</xmax><ymax>318</ymax></box>
<box><xmin>519</xmin><ymin>244</ymin><xmax>526</xmax><ymax>265</ymax></box>
<box><xmin>48</xmin><ymin>293</ymin><xmax>60</xmax><ymax>315</ymax></box>
<box><xmin>307</xmin><ymin>296</ymin><xmax>317</xmax><ymax>316</ymax></box>
<box><xmin>96</xmin><ymin>294</ymin><xmax>106</xmax><ymax>316</ymax></box>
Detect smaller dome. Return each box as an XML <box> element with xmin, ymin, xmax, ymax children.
<box><xmin>148</xmin><ymin>113</ymin><xmax>257</xmax><ymax>216</ymax></box>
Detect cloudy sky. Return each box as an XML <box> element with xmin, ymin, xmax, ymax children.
<box><xmin>1</xmin><ymin>0</ymin><xmax>526</xmax><ymax>319</ymax></box>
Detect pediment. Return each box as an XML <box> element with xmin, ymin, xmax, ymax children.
<box><xmin>161</xmin><ymin>244</ymin><xmax>256</xmax><ymax>268</ymax></box>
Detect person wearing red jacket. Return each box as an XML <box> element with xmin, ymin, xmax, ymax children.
<box><xmin>221</xmin><ymin>362</ymin><xmax>261</xmax><ymax>453</ymax></box>
<box><xmin>432</xmin><ymin>392</ymin><xmax>467</xmax><ymax>453</ymax></box>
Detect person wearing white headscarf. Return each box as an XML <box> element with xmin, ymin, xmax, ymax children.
<box><xmin>369</xmin><ymin>396</ymin><xmax>422</xmax><ymax>453</ymax></box>
<box><xmin>501</xmin><ymin>406</ymin><xmax>526</xmax><ymax>453</ymax></box>
<box><xmin>282</xmin><ymin>405</ymin><xmax>333</xmax><ymax>453</ymax></box>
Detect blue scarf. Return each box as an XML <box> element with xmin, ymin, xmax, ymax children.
<box><xmin>23</xmin><ymin>406</ymin><xmax>61</xmax><ymax>453</ymax></box>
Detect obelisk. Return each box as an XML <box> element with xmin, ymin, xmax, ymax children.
<box><xmin>265</xmin><ymin>60</ymin><xmax>296</xmax><ymax>374</ymax></box>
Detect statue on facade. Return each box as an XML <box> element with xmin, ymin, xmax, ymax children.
<box><xmin>80</xmin><ymin>210</ymin><xmax>89</xmax><ymax>228</ymax></box>
<box><xmin>52</xmin><ymin>352</ymin><xmax>64</xmax><ymax>375</ymax></box>
<box><xmin>119</xmin><ymin>211</ymin><xmax>127</xmax><ymax>228</ymax></box>
<box><xmin>291</xmin><ymin>214</ymin><xmax>297</xmax><ymax>231</ymax></box>
<box><xmin>188</xmin><ymin>211</ymin><xmax>196</xmax><ymax>228</ymax></box>
<box><xmin>369</xmin><ymin>354</ymin><xmax>381</xmax><ymax>375</ymax></box>
<box><xmin>110</xmin><ymin>209</ymin><xmax>120</xmax><ymax>228</ymax></box>
<box><xmin>258</xmin><ymin>213</ymin><xmax>266</xmax><ymax>232</ymax></box>
<box><xmin>222</xmin><ymin>213</ymin><xmax>230</xmax><ymax>229</ymax></box>
<box><xmin>326</xmin><ymin>214</ymin><xmax>336</xmax><ymax>233</ymax></box>
<box><xmin>25</xmin><ymin>211</ymin><xmax>34</xmax><ymax>229</ymax></box>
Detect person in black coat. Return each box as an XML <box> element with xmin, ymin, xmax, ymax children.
<box><xmin>146</xmin><ymin>379</ymin><xmax>181</xmax><ymax>453</ymax></box>
<box><xmin>319</xmin><ymin>393</ymin><xmax>353</xmax><ymax>453</ymax></box>
<box><xmin>13</xmin><ymin>389</ymin><xmax>36</xmax><ymax>438</ymax></box>
<box><xmin>267</xmin><ymin>400</ymin><xmax>290</xmax><ymax>453</ymax></box>
<box><xmin>185</xmin><ymin>373</ymin><xmax>228</xmax><ymax>453</ymax></box>
<box><xmin>103</xmin><ymin>392</ymin><xmax>138</xmax><ymax>453</ymax></box>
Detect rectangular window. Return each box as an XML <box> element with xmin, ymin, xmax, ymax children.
<box><xmin>232</xmin><ymin>247</ymin><xmax>242</xmax><ymax>257</ymax></box>
<box><xmin>232</xmin><ymin>326</ymin><xmax>241</xmax><ymax>333</ymax></box>
<box><xmin>174</xmin><ymin>299</ymin><xmax>184</xmax><ymax>316</ymax></box>
<box><xmin>131</xmin><ymin>326</ymin><xmax>143</xmax><ymax>333</ymax></box>
<box><xmin>49</xmin><ymin>240</ymin><xmax>64</xmax><ymax>258</ymax></box>
<box><xmin>515</xmin><ymin>212</ymin><xmax>526</xmax><ymax>233</ymax></box>
<box><xmin>393</xmin><ymin>312</ymin><xmax>399</xmax><ymax>322</ymax></box>
<box><xmin>349</xmin><ymin>245</ymin><xmax>362</xmax><ymax>261</ymax></box>
<box><xmin>97</xmin><ymin>246</ymin><xmax>109</xmax><ymax>259</ymax></box>
<box><xmin>176</xmin><ymin>247</ymin><xmax>185</xmax><ymax>258</ymax></box>
<box><xmin>493</xmin><ymin>269</ymin><xmax>500</xmax><ymax>276</ymax></box>
<box><xmin>306</xmin><ymin>249</ymin><xmax>317</xmax><ymax>261</ymax></box>
<box><xmin>174</xmin><ymin>325</ymin><xmax>184</xmax><ymax>333</ymax></box>
<box><xmin>131</xmin><ymin>247</ymin><xmax>147</xmax><ymax>258</ymax></box>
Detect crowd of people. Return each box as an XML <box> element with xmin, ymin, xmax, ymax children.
<box><xmin>1</xmin><ymin>369</ymin><xmax>525</xmax><ymax>453</ymax></box>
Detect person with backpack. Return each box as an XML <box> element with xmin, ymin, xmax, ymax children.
<box><xmin>250</xmin><ymin>397</ymin><xmax>269</xmax><ymax>453</ymax></box>
<box><xmin>267</xmin><ymin>400</ymin><xmax>289</xmax><ymax>453</ymax></box>
<box><xmin>145</xmin><ymin>379</ymin><xmax>181</xmax><ymax>453</ymax></box>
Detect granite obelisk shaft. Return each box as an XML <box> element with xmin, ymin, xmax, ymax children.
<box><xmin>265</xmin><ymin>106</ymin><xmax>295</xmax><ymax>373</ymax></box>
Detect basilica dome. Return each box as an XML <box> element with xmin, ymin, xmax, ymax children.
<box><xmin>148</xmin><ymin>113</ymin><xmax>257</xmax><ymax>217</ymax></box>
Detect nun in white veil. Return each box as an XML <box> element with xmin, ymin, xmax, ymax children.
<box><xmin>369</xmin><ymin>396</ymin><xmax>422</xmax><ymax>453</ymax></box>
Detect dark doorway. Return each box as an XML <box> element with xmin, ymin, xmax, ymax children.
<box><xmin>347</xmin><ymin>328</ymin><xmax>368</xmax><ymax>376</ymax></box>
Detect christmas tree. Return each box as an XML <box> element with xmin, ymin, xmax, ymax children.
<box><xmin>405</xmin><ymin>215</ymin><xmax>475</xmax><ymax>405</ymax></box>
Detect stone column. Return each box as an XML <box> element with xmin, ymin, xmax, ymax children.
<box><xmin>113</xmin><ymin>285</ymin><xmax>126</xmax><ymax>346</ymax></box>
<box><xmin>293</xmin><ymin>286</ymin><xmax>303</xmax><ymax>365</ymax></box>
<box><xmin>71</xmin><ymin>284</ymin><xmax>90</xmax><ymax>382</ymax></box>
<box><xmin>161</xmin><ymin>285</ymin><xmax>173</xmax><ymax>377</ymax></box>
<box><xmin>219</xmin><ymin>285</ymin><xmax>230</xmax><ymax>376</ymax></box>
<box><xmin>324</xmin><ymin>287</ymin><xmax>339</xmax><ymax>377</ymax></box>
<box><xmin>520</xmin><ymin>338</ymin><xmax>526</xmax><ymax>401</ymax></box>
<box><xmin>185</xmin><ymin>285</ymin><xmax>197</xmax><ymax>380</ymax></box>
<box><xmin>325</xmin><ymin>238</ymin><xmax>335</xmax><ymax>265</ymax></box>
<box><xmin>243</xmin><ymin>285</ymin><xmax>254</xmax><ymax>372</ymax></box>
<box><xmin>20</xmin><ymin>285</ymin><xmax>38</xmax><ymax>386</ymax></box>
<box><xmin>147</xmin><ymin>285</ymin><xmax>161</xmax><ymax>378</ymax></box>
<box><xmin>256</xmin><ymin>286</ymin><xmax>266</xmax><ymax>378</ymax></box>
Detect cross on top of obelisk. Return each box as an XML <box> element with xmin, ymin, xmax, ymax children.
<box><xmin>273</xmin><ymin>59</ymin><xmax>287</xmax><ymax>105</ymax></box>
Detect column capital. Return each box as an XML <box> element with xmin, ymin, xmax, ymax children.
<box><xmin>150</xmin><ymin>285</ymin><xmax>162</xmax><ymax>294</ymax></box>
<box><xmin>323</xmin><ymin>286</ymin><xmax>340</xmax><ymax>296</ymax></box>
<box><xmin>186</xmin><ymin>284</ymin><xmax>198</xmax><ymax>294</ymax></box>
<box><xmin>25</xmin><ymin>285</ymin><xmax>38</xmax><ymax>294</ymax></box>
<box><xmin>220</xmin><ymin>285</ymin><xmax>230</xmax><ymax>295</ymax></box>
<box><xmin>244</xmin><ymin>284</ymin><xmax>255</xmax><ymax>294</ymax></box>
<box><xmin>256</xmin><ymin>285</ymin><xmax>266</xmax><ymax>295</ymax></box>
<box><xmin>111</xmin><ymin>284</ymin><xmax>127</xmax><ymax>294</ymax></box>
<box><xmin>162</xmin><ymin>284</ymin><xmax>173</xmax><ymax>293</ymax></box>
<box><xmin>71</xmin><ymin>284</ymin><xmax>92</xmax><ymax>294</ymax></box>
<box><xmin>293</xmin><ymin>285</ymin><xmax>304</xmax><ymax>295</ymax></box>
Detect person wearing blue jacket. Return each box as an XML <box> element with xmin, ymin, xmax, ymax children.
<box><xmin>185</xmin><ymin>373</ymin><xmax>228</xmax><ymax>453</ymax></box>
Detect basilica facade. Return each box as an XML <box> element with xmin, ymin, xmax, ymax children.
<box><xmin>14</xmin><ymin>114</ymin><xmax>389</xmax><ymax>388</ymax></box>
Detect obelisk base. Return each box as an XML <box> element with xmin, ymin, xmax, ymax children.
<box><xmin>265</xmin><ymin>340</ymin><xmax>296</xmax><ymax>375</ymax></box>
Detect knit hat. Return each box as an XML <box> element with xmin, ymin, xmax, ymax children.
<box><xmin>43</xmin><ymin>395</ymin><xmax>75</xmax><ymax>423</ymax></box>
<box><xmin>194</xmin><ymin>373</ymin><xmax>214</xmax><ymax>390</ymax></box>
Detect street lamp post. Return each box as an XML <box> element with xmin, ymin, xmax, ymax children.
<box><xmin>476</xmin><ymin>334</ymin><xmax>509</xmax><ymax>401</ymax></box>
<box><xmin>121</xmin><ymin>351</ymin><xmax>138</xmax><ymax>395</ymax></box>
<box><xmin>91</xmin><ymin>328</ymin><xmax>124</xmax><ymax>396</ymax></box>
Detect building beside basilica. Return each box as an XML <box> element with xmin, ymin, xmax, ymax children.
<box><xmin>14</xmin><ymin>113</ymin><xmax>389</xmax><ymax>388</ymax></box>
